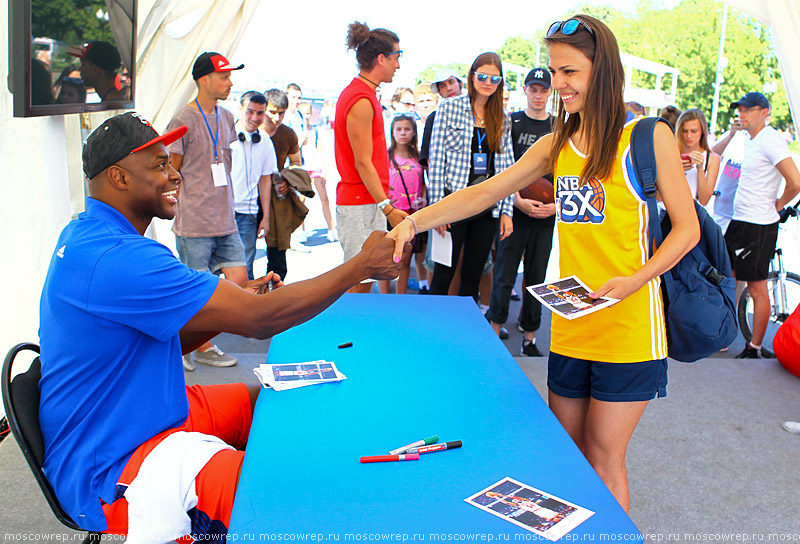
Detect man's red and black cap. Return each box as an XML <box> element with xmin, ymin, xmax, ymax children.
<box><xmin>192</xmin><ymin>52</ymin><xmax>244</xmax><ymax>80</ymax></box>
<box><xmin>82</xmin><ymin>112</ymin><xmax>187</xmax><ymax>179</ymax></box>
<box><xmin>67</xmin><ymin>41</ymin><xmax>121</xmax><ymax>72</ymax></box>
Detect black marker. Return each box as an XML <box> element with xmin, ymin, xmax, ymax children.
<box><xmin>338</xmin><ymin>342</ymin><xmax>353</xmax><ymax>349</ymax></box>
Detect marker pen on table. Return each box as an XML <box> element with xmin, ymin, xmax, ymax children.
<box><xmin>389</xmin><ymin>435</ymin><xmax>439</xmax><ymax>455</ymax></box>
<box><xmin>360</xmin><ymin>454</ymin><xmax>420</xmax><ymax>463</ymax></box>
<box><xmin>407</xmin><ymin>440</ymin><xmax>462</xmax><ymax>454</ymax></box>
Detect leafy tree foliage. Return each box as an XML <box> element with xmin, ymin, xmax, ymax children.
<box><xmin>424</xmin><ymin>0</ymin><xmax>791</xmax><ymax>132</ymax></box>
<box><xmin>32</xmin><ymin>0</ymin><xmax>116</xmax><ymax>46</ymax></box>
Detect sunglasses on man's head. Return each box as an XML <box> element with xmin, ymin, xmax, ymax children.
<box><xmin>475</xmin><ymin>73</ymin><xmax>503</xmax><ymax>85</ymax></box>
<box><xmin>384</xmin><ymin>50</ymin><xmax>403</xmax><ymax>59</ymax></box>
<box><xmin>546</xmin><ymin>18</ymin><xmax>596</xmax><ymax>39</ymax></box>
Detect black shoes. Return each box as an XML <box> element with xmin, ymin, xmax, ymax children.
<box><xmin>734</xmin><ymin>344</ymin><xmax>766</xmax><ymax>359</ymax></box>
<box><xmin>521</xmin><ymin>340</ymin><xmax>543</xmax><ymax>357</ymax></box>
<box><xmin>733</xmin><ymin>343</ymin><xmax>775</xmax><ymax>359</ymax></box>
<box><xmin>486</xmin><ymin>314</ymin><xmax>510</xmax><ymax>339</ymax></box>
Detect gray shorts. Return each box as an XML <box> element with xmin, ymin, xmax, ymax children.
<box><xmin>175</xmin><ymin>233</ymin><xmax>246</xmax><ymax>274</ymax></box>
<box><xmin>336</xmin><ymin>204</ymin><xmax>386</xmax><ymax>263</ymax></box>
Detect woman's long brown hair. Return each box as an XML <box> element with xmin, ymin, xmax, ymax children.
<box><xmin>544</xmin><ymin>14</ymin><xmax>626</xmax><ymax>187</ymax></box>
<box><xmin>675</xmin><ymin>108</ymin><xmax>712</xmax><ymax>154</ymax></box>
<box><xmin>467</xmin><ymin>52</ymin><xmax>506</xmax><ymax>153</ymax></box>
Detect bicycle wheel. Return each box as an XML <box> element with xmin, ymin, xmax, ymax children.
<box><xmin>737</xmin><ymin>271</ymin><xmax>800</xmax><ymax>345</ymax></box>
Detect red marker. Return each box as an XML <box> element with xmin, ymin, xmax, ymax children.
<box><xmin>360</xmin><ymin>453</ymin><xmax>420</xmax><ymax>463</ymax></box>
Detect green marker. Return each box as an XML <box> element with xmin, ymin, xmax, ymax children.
<box><xmin>389</xmin><ymin>435</ymin><xmax>439</xmax><ymax>455</ymax></box>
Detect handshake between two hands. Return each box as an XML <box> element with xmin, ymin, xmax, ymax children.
<box><xmin>240</xmin><ymin>224</ymin><xmax>416</xmax><ymax>291</ymax></box>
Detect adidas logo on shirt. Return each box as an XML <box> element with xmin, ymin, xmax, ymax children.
<box><xmin>56</xmin><ymin>245</ymin><xmax>66</xmax><ymax>258</ymax></box>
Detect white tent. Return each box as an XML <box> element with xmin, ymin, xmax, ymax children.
<box><xmin>724</xmin><ymin>0</ymin><xmax>800</xmax><ymax>132</ymax></box>
<box><xmin>0</xmin><ymin>0</ymin><xmax>258</xmax><ymax>371</ymax></box>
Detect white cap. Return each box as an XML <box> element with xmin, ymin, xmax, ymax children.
<box><xmin>430</xmin><ymin>69</ymin><xmax>464</xmax><ymax>94</ymax></box>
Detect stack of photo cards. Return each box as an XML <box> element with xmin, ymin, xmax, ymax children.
<box><xmin>253</xmin><ymin>361</ymin><xmax>346</xmax><ymax>391</ymax></box>
<box><xmin>465</xmin><ymin>477</ymin><xmax>594</xmax><ymax>541</ymax></box>
<box><xmin>527</xmin><ymin>276</ymin><xmax>619</xmax><ymax>320</ymax></box>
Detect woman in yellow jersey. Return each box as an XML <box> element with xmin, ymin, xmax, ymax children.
<box><xmin>388</xmin><ymin>14</ymin><xmax>699</xmax><ymax>512</ymax></box>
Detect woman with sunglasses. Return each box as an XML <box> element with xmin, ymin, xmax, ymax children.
<box><xmin>388</xmin><ymin>15</ymin><xmax>698</xmax><ymax>512</ymax></box>
<box><xmin>426</xmin><ymin>52</ymin><xmax>515</xmax><ymax>301</ymax></box>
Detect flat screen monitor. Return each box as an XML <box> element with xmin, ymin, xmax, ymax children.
<box><xmin>8</xmin><ymin>0</ymin><xmax>137</xmax><ymax>117</ymax></box>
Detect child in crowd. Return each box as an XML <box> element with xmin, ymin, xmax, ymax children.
<box><xmin>384</xmin><ymin>114</ymin><xmax>428</xmax><ymax>294</ymax></box>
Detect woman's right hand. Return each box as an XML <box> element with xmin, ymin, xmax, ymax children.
<box><xmin>387</xmin><ymin>218</ymin><xmax>417</xmax><ymax>263</ymax></box>
<box><xmin>434</xmin><ymin>224</ymin><xmax>450</xmax><ymax>237</ymax></box>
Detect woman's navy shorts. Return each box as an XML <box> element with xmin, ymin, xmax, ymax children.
<box><xmin>547</xmin><ymin>352</ymin><xmax>668</xmax><ymax>402</ymax></box>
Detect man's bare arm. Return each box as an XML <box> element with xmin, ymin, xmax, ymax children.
<box><xmin>347</xmin><ymin>99</ymin><xmax>407</xmax><ymax>227</ymax></box>
<box><xmin>776</xmin><ymin>157</ymin><xmax>800</xmax><ymax>210</ymax></box>
<box><xmin>181</xmin><ymin>232</ymin><xmax>404</xmax><ymax>341</ymax></box>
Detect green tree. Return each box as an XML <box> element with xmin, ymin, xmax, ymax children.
<box><xmin>493</xmin><ymin>0</ymin><xmax>791</xmax><ymax>132</ymax></box>
<box><xmin>498</xmin><ymin>35</ymin><xmax>537</xmax><ymax>67</ymax></box>
<box><xmin>32</xmin><ymin>0</ymin><xmax>116</xmax><ymax>46</ymax></box>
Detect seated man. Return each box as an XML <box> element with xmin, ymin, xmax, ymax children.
<box><xmin>38</xmin><ymin>112</ymin><xmax>401</xmax><ymax>540</ymax></box>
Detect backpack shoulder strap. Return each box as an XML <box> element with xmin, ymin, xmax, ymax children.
<box><xmin>630</xmin><ymin>117</ymin><xmax>671</xmax><ymax>256</ymax></box>
<box><xmin>630</xmin><ymin>116</ymin><xmax>680</xmax><ymax>295</ymax></box>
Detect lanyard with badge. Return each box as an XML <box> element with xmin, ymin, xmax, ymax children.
<box><xmin>473</xmin><ymin>127</ymin><xmax>488</xmax><ymax>175</ymax></box>
<box><xmin>196</xmin><ymin>98</ymin><xmax>228</xmax><ymax>187</ymax></box>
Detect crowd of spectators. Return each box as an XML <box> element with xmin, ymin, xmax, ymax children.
<box><xmin>28</xmin><ymin>15</ymin><xmax>800</xmax><ymax>544</ymax></box>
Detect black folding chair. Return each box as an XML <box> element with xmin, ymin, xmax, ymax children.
<box><xmin>2</xmin><ymin>342</ymin><xmax>102</xmax><ymax>543</ymax></box>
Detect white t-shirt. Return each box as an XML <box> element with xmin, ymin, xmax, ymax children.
<box><xmin>231</xmin><ymin>128</ymin><xmax>278</xmax><ymax>214</ymax></box>
<box><xmin>712</xmin><ymin>131</ymin><xmax>746</xmax><ymax>232</ymax></box>
<box><xmin>732</xmin><ymin>126</ymin><xmax>791</xmax><ymax>225</ymax></box>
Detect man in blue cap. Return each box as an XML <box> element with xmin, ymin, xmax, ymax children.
<box><xmin>719</xmin><ymin>92</ymin><xmax>800</xmax><ymax>358</ymax></box>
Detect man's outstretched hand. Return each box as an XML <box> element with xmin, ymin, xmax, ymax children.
<box><xmin>243</xmin><ymin>272</ymin><xmax>284</xmax><ymax>295</ymax></box>
<box><xmin>358</xmin><ymin>231</ymin><xmax>408</xmax><ymax>280</ymax></box>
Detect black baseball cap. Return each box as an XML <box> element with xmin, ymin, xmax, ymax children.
<box><xmin>67</xmin><ymin>41</ymin><xmax>121</xmax><ymax>72</ymax></box>
<box><xmin>82</xmin><ymin>112</ymin><xmax>187</xmax><ymax>179</ymax></box>
<box><xmin>524</xmin><ymin>67</ymin><xmax>551</xmax><ymax>89</ymax></box>
<box><xmin>192</xmin><ymin>52</ymin><xmax>244</xmax><ymax>80</ymax></box>
<box><xmin>730</xmin><ymin>92</ymin><xmax>770</xmax><ymax>110</ymax></box>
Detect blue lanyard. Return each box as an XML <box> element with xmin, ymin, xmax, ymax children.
<box><xmin>196</xmin><ymin>98</ymin><xmax>219</xmax><ymax>162</ymax></box>
<box><xmin>475</xmin><ymin>128</ymin><xmax>486</xmax><ymax>151</ymax></box>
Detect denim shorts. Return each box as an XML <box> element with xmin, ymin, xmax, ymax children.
<box><xmin>547</xmin><ymin>352</ymin><xmax>668</xmax><ymax>402</ymax></box>
<box><xmin>175</xmin><ymin>233</ymin><xmax>246</xmax><ymax>274</ymax></box>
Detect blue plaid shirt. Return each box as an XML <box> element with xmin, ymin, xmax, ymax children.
<box><xmin>428</xmin><ymin>94</ymin><xmax>514</xmax><ymax>217</ymax></box>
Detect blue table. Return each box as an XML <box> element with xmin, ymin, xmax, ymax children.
<box><xmin>229</xmin><ymin>294</ymin><xmax>641</xmax><ymax>540</ymax></box>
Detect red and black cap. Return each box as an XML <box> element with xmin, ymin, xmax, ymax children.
<box><xmin>192</xmin><ymin>52</ymin><xmax>244</xmax><ymax>80</ymax></box>
<box><xmin>67</xmin><ymin>41</ymin><xmax>121</xmax><ymax>72</ymax></box>
<box><xmin>82</xmin><ymin>112</ymin><xmax>187</xmax><ymax>179</ymax></box>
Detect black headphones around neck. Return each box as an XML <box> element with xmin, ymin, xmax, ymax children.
<box><xmin>238</xmin><ymin>130</ymin><xmax>261</xmax><ymax>143</ymax></box>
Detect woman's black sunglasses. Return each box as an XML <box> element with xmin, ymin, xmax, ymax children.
<box><xmin>546</xmin><ymin>18</ymin><xmax>596</xmax><ymax>39</ymax></box>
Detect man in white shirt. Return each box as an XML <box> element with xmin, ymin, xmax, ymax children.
<box><xmin>232</xmin><ymin>91</ymin><xmax>277</xmax><ymax>281</ymax></box>
<box><xmin>721</xmin><ymin>92</ymin><xmax>800</xmax><ymax>358</ymax></box>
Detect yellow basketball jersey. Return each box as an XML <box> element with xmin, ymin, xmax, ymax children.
<box><xmin>551</xmin><ymin>119</ymin><xmax>668</xmax><ymax>362</ymax></box>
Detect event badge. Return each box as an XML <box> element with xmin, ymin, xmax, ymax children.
<box><xmin>211</xmin><ymin>162</ymin><xmax>228</xmax><ymax>187</ymax></box>
<box><xmin>473</xmin><ymin>153</ymin><xmax>488</xmax><ymax>175</ymax></box>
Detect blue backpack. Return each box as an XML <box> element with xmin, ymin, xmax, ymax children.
<box><xmin>630</xmin><ymin>117</ymin><xmax>737</xmax><ymax>362</ymax></box>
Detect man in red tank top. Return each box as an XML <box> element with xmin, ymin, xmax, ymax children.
<box><xmin>335</xmin><ymin>22</ymin><xmax>407</xmax><ymax>293</ymax></box>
